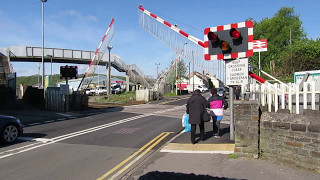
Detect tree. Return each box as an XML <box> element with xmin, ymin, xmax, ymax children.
<box><xmin>250</xmin><ymin>7</ymin><xmax>306</xmax><ymax>74</ymax></box>
<box><xmin>165</xmin><ymin>58</ymin><xmax>187</xmax><ymax>85</ymax></box>
<box><xmin>280</xmin><ymin>39</ymin><xmax>320</xmax><ymax>75</ymax></box>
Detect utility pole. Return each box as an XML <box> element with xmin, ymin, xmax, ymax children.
<box><xmin>155</xmin><ymin>63</ymin><xmax>160</xmax><ymax>78</ymax></box>
<box><xmin>188</xmin><ymin>61</ymin><xmax>191</xmax><ymax>85</ymax></box>
<box><xmin>192</xmin><ymin>51</ymin><xmax>195</xmax><ymax>92</ymax></box>
<box><xmin>175</xmin><ymin>58</ymin><xmax>178</xmax><ymax>95</ymax></box>
<box><xmin>155</xmin><ymin>63</ymin><xmax>160</xmax><ymax>100</ymax></box>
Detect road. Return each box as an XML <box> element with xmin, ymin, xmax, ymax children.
<box><xmin>0</xmin><ymin>95</ymin><xmax>192</xmax><ymax>180</ymax></box>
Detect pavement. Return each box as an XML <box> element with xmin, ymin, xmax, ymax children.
<box><xmin>1</xmin><ymin>99</ymin><xmax>320</xmax><ymax>180</ymax></box>
<box><xmin>127</xmin><ymin>120</ymin><xmax>320</xmax><ymax>180</ymax></box>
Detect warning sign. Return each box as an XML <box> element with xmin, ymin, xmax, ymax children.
<box><xmin>226</xmin><ymin>58</ymin><xmax>248</xmax><ymax>85</ymax></box>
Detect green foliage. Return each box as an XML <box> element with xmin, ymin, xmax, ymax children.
<box><xmin>228</xmin><ymin>154</ymin><xmax>238</xmax><ymax>159</ymax></box>
<box><xmin>250</xmin><ymin>7</ymin><xmax>306</xmax><ymax>77</ymax></box>
<box><xmin>280</xmin><ymin>39</ymin><xmax>320</xmax><ymax>75</ymax></box>
<box><xmin>91</xmin><ymin>91</ymin><xmax>136</xmax><ymax>103</ymax></box>
<box><xmin>16</xmin><ymin>74</ymin><xmax>67</xmax><ymax>88</ymax></box>
<box><xmin>163</xmin><ymin>92</ymin><xmax>177</xmax><ymax>97</ymax></box>
<box><xmin>166</xmin><ymin>59</ymin><xmax>187</xmax><ymax>85</ymax></box>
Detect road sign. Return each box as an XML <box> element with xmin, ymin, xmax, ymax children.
<box><xmin>253</xmin><ymin>39</ymin><xmax>268</xmax><ymax>52</ymax></box>
<box><xmin>226</xmin><ymin>58</ymin><xmax>249</xmax><ymax>85</ymax></box>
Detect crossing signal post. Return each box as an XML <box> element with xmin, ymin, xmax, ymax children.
<box><xmin>60</xmin><ymin>65</ymin><xmax>78</xmax><ymax>80</ymax></box>
<box><xmin>204</xmin><ymin>21</ymin><xmax>254</xmax><ymax>60</ymax></box>
<box><xmin>60</xmin><ymin>65</ymin><xmax>78</xmax><ymax>112</ymax></box>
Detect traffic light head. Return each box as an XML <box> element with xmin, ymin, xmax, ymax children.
<box><xmin>204</xmin><ymin>21</ymin><xmax>254</xmax><ymax>60</ymax></box>
<box><xmin>60</xmin><ymin>65</ymin><xmax>78</xmax><ymax>79</ymax></box>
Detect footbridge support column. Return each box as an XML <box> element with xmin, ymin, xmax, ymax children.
<box><xmin>126</xmin><ymin>74</ymin><xmax>130</xmax><ymax>92</ymax></box>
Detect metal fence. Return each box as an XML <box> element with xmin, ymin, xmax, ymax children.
<box><xmin>45</xmin><ymin>87</ymin><xmax>65</xmax><ymax>111</ymax></box>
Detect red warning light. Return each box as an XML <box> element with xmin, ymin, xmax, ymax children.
<box><xmin>208</xmin><ymin>32</ymin><xmax>219</xmax><ymax>42</ymax></box>
<box><xmin>230</xmin><ymin>28</ymin><xmax>241</xmax><ymax>39</ymax></box>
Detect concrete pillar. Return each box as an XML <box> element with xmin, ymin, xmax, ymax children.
<box><xmin>106</xmin><ymin>64</ymin><xmax>111</xmax><ymax>97</ymax></box>
<box><xmin>126</xmin><ymin>74</ymin><xmax>130</xmax><ymax>92</ymax></box>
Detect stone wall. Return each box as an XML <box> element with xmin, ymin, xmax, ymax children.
<box><xmin>233</xmin><ymin>100</ymin><xmax>320</xmax><ymax>172</ymax></box>
<box><xmin>260</xmin><ymin>110</ymin><xmax>320</xmax><ymax>171</ymax></box>
<box><xmin>234</xmin><ymin>100</ymin><xmax>260</xmax><ymax>158</ymax></box>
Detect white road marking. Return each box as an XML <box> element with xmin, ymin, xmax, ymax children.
<box><xmin>56</xmin><ymin>113</ymin><xmax>72</xmax><ymax>117</ymax></box>
<box><xmin>27</xmin><ymin>123</ymin><xmax>41</xmax><ymax>126</ymax></box>
<box><xmin>56</xmin><ymin>118</ymin><xmax>66</xmax><ymax>121</ymax></box>
<box><xmin>0</xmin><ymin>105</ymin><xmax>185</xmax><ymax>159</ymax></box>
<box><xmin>44</xmin><ymin>120</ymin><xmax>55</xmax><ymax>123</ymax></box>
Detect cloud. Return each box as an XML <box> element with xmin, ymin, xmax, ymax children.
<box><xmin>50</xmin><ymin>10</ymin><xmax>97</xmax><ymax>21</ymax></box>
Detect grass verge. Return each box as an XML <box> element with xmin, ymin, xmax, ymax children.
<box><xmin>89</xmin><ymin>91</ymin><xmax>136</xmax><ymax>103</ymax></box>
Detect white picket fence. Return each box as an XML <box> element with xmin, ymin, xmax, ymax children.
<box><xmin>240</xmin><ymin>81</ymin><xmax>320</xmax><ymax>114</ymax></box>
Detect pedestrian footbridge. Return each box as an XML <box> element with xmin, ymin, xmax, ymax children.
<box><xmin>0</xmin><ymin>46</ymin><xmax>151</xmax><ymax>88</ymax></box>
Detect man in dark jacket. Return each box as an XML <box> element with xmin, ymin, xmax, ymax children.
<box><xmin>186</xmin><ymin>89</ymin><xmax>208</xmax><ymax>144</ymax></box>
<box><xmin>207</xmin><ymin>88</ymin><xmax>228</xmax><ymax>138</ymax></box>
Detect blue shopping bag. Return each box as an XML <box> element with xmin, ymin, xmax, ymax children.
<box><xmin>183</xmin><ymin>113</ymin><xmax>191</xmax><ymax>132</ymax></box>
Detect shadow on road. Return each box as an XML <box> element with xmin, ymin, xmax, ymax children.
<box><xmin>138</xmin><ymin>171</ymin><xmax>246</xmax><ymax>180</ymax></box>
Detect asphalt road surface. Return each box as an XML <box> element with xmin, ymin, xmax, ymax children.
<box><xmin>0</xmin><ymin>96</ymin><xmax>189</xmax><ymax>180</ymax></box>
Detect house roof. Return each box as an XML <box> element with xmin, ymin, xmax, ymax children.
<box><xmin>186</xmin><ymin>71</ymin><xmax>208</xmax><ymax>82</ymax></box>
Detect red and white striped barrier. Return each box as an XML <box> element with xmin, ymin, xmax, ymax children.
<box><xmin>87</xmin><ymin>18</ymin><xmax>115</xmax><ymax>71</ymax></box>
<box><xmin>138</xmin><ymin>5</ymin><xmax>267</xmax><ymax>85</ymax></box>
<box><xmin>138</xmin><ymin>5</ymin><xmax>205</xmax><ymax>48</ymax></box>
<box><xmin>77</xmin><ymin>18</ymin><xmax>115</xmax><ymax>91</ymax></box>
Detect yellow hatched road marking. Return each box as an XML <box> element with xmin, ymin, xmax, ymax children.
<box><xmin>96</xmin><ymin>132</ymin><xmax>174</xmax><ymax>180</ymax></box>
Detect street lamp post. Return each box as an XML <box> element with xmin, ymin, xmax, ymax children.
<box><xmin>107</xmin><ymin>46</ymin><xmax>113</xmax><ymax>100</ymax></box>
<box><xmin>41</xmin><ymin>0</ymin><xmax>47</xmax><ymax>89</ymax></box>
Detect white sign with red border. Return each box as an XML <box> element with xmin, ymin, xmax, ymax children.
<box><xmin>253</xmin><ymin>39</ymin><xmax>268</xmax><ymax>52</ymax></box>
<box><xmin>225</xmin><ymin>58</ymin><xmax>249</xmax><ymax>85</ymax></box>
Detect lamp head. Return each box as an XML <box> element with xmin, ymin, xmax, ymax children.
<box><xmin>107</xmin><ymin>46</ymin><xmax>113</xmax><ymax>51</ymax></box>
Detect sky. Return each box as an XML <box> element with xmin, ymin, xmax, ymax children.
<box><xmin>1</xmin><ymin>0</ymin><xmax>319</xmax><ymax>78</ymax></box>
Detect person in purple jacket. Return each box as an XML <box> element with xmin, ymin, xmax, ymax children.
<box><xmin>207</xmin><ymin>88</ymin><xmax>228</xmax><ymax>138</ymax></box>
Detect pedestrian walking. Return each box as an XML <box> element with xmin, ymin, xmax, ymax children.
<box><xmin>207</xmin><ymin>88</ymin><xmax>228</xmax><ymax>138</ymax></box>
<box><xmin>186</xmin><ymin>89</ymin><xmax>208</xmax><ymax>144</ymax></box>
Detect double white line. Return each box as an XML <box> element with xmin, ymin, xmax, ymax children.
<box><xmin>0</xmin><ymin>105</ymin><xmax>185</xmax><ymax>159</ymax></box>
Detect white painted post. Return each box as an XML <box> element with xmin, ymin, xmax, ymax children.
<box><xmin>296</xmin><ymin>84</ymin><xmax>300</xmax><ymax>114</ymax></box>
<box><xmin>274</xmin><ymin>83</ymin><xmax>279</xmax><ymax>113</ymax></box>
<box><xmin>252</xmin><ymin>80</ymin><xmax>256</xmax><ymax>100</ymax></box>
<box><xmin>281</xmin><ymin>83</ymin><xmax>285</xmax><ymax>109</ymax></box>
<box><xmin>249</xmin><ymin>83</ymin><xmax>253</xmax><ymax>100</ymax></box>
<box><xmin>241</xmin><ymin>84</ymin><xmax>245</xmax><ymax>100</ymax></box>
<box><xmin>268</xmin><ymin>83</ymin><xmax>272</xmax><ymax>112</ymax></box>
<box><xmin>261</xmin><ymin>84</ymin><xmax>266</xmax><ymax>106</ymax></box>
<box><xmin>303</xmin><ymin>82</ymin><xmax>308</xmax><ymax>109</ymax></box>
<box><xmin>288</xmin><ymin>83</ymin><xmax>292</xmax><ymax>113</ymax></box>
<box><xmin>311</xmin><ymin>81</ymin><xmax>316</xmax><ymax>110</ymax></box>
